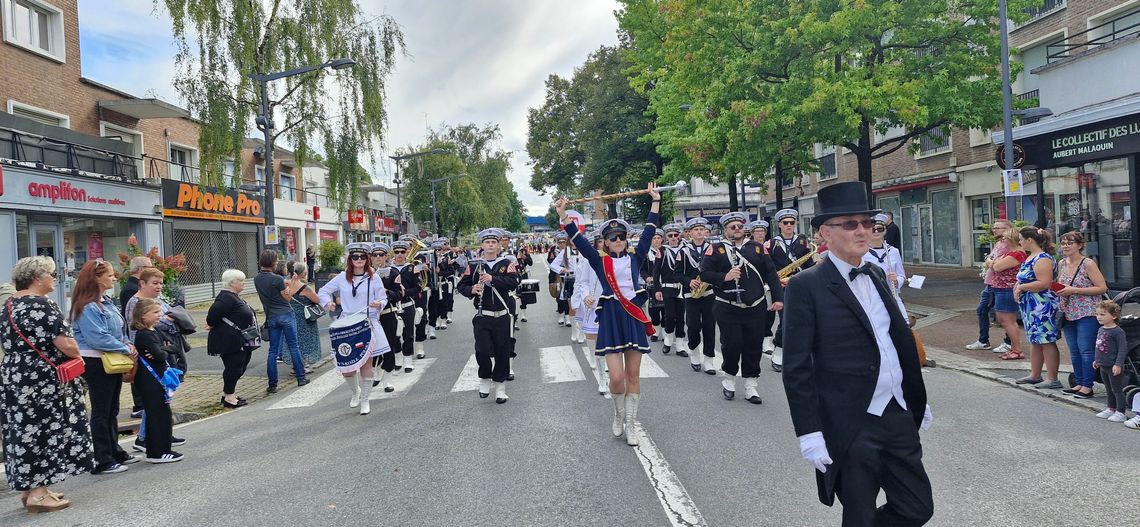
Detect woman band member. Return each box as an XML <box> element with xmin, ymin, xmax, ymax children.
<box><xmin>572</xmin><ymin>230</ymin><xmax>608</xmax><ymax>395</ymax></box>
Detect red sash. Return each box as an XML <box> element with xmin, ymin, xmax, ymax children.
<box><xmin>601</xmin><ymin>255</ymin><xmax>656</xmax><ymax>336</ymax></box>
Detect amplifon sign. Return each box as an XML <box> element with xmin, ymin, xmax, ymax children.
<box><xmin>0</xmin><ymin>165</ymin><xmax>157</xmax><ymax>217</ymax></box>
<box><xmin>161</xmin><ymin>179</ymin><xmax>264</xmax><ymax>224</ymax></box>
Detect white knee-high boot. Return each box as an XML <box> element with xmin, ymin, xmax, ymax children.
<box><xmin>345</xmin><ymin>375</ymin><xmax>362</xmax><ymax>408</ymax></box>
<box><xmin>596</xmin><ymin>356</ymin><xmax>608</xmax><ymax>395</ymax></box>
<box><xmin>358</xmin><ymin>375</ymin><xmax>373</xmax><ymax>415</ymax></box>
<box><xmin>611</xmin><ymin>393</ymin><xmax>626</xmax><ymax>437</ymax></box>
<box><xmin>625</xmin><ymin>393</ymin><xmax>640</xmax><ymax>446</ymax></box>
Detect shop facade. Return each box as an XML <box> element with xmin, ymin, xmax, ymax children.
<box><xmin>0</xmin><ymin>165</ymin><xmax>164</xmax><ymax>310</ymax></box>
<box><xmin>874</xmin><ymin>176</ymin><xmax>962</xmax><ymax>266</ymax></box>
<box><xmin>159</xmin><ymin>179</ymin><xmax>264</xmax><ymax>303</ymax></box>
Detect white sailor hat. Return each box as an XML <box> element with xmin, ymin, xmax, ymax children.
<box><xmin>589</xmin><ymin>229</ymin><xmax>603</xmax><ymax>241</ymax></box>
<box><xmin>498</xmin><ymin>230</ymin><xmax>513</xmax><ymax>239</ymax></box>
<box><xmin>370</xmin><ymin>242</ymin><xmax>390</xmax><ymax>254</ymax></box>
<box><xmin>775</xmin><ymin>208</ymin><xmax>798</xmax><ymax>222</ymax></box>
<box><xmin>398</xmin><ymin>234</ymin><xmax>417</xmax><ymax>242</ymax></box>
<box><xmin>718</xmin><ymin>212</ymin><xmax>748</xmax><ymax>227</ymax></box>
<box><xmin>391</xmin><ymin>240</ymin><xmax>410</xmax><ymax>250</ymax></box>
<box><xmin>684</xmin><ymin>217</ymin><xmax>710</xmax><ymax>230</ymax></box>
<box><xmin>430</xmin><ymin>240</ymin><xmax>447</xmax><ymax>250</ymax></box>
<box><xmin>478</xmin><ymin>228</ymin><xmax>501</xmax><ymax>241</ymax></box>
<box><xmin>754</xmin><ymin>219</ymin><xmax>769</xmax><ymax>230</ymax></box>
<box><xmin>662</xmin><ymin>223</ymin><xmax>683</xmax><ymax>234</ymax></box>
<box><xmin>873</xmin><ymin>213</ymin><xmax>889</xmax><ymax>224</ymax></box>
<box><xmin>601</xmin><ymin>219</ymin><xmax>632</xmax><ymax>238</ymax></box>
<box><xmin>555</xmin><ymin>231</ymin><xmax>568</xmax><ymax>241</ymax></box>
<box><xmin>346</xmin><ymin>242</ymin><xmax>371</xmax><ymax>254</ymax></box>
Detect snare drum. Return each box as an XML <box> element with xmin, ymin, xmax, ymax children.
<box><xmin>519</xmin><ymin>279</ymin><xmax>540</xmax><ymax>293</ymax></box>
<box><xmin>329</xmin><ymin>312</ymin><xmax>371</xmax><ymax>373</ymax></box>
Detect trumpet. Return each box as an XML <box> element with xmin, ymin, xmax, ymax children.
<box><xmin>563</xmin><ymin>180</ymin><xmax>688</xmax><ymax>205</ymax></box>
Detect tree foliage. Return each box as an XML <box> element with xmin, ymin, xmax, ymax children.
<box><xmin>161</xmin><ymin>0</ymin><xmax>405</xmax><ymax>206</ymax></box>
<box><xmin>617</xmin><ymin>0</ymin><xmax>1039</xmax><ymax>190</ymax></box>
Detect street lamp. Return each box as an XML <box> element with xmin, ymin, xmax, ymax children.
<box><xmin>430</xmin><ymin>173</ymin><xmax>468</xmax><ymax>237</ymax></box>
<box><xmin>389</xmin><ymin>148</ymin><xmax>447</xmax><ymax>235</ymax></box>
<box><xmin>249</xmin><ymin>57</ymin><xmax>356</xmax><ymax>252</ymax></box>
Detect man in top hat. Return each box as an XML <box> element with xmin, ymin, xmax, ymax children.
<box><xmin>458</xmin><ymin>228</ymin><xmax>520</xmax><ymax>403</ymax></box>
<box><xmin>655</xmin><ymin>223</ymin><xmax>688</xmax><ymax>355</ymax></box>
<box><xmin>782</xmin><ymin>181</ymin><xmax>933</xmax><ymax>527</ymax></box>
<box><xmin>766</xmin><ymin>208</ymin><xmax>814</xmax><ymax>373</ymax></box>
<box><xmin>681</xmin><ymin>217</ymin><xmax>718</xmax><ymax>374</ymax></box>
<box><xmin>389</xmin><ymin>239</ymin><xmax>420</xmax><ymax>372</ymax></box>
<box><xmin>701</xmin><ymin>211</ymin><xmax>784</xmax><ymax>404</ymax></box>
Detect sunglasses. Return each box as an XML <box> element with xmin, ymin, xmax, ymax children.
<box><xmin>666</xmin><ymin>233</ymin><xmax>679</xmax><ymax>237</ymax></box>
<box><xmin>872</xmin><ymin>226</ymin><xmax>886</xmax><ymax>233</ymax></box>
<box><xmin>350</xmin><ymin>254</ymin><xmax>369</xmax><ymax>261</ymax></box>
<box><xmin>724</xmin><ymin>224</ymin><xmax>742</xmax><ymax>230</ymax></box>
<box><xmin>780</xmin><ymin>220</ymin><xmax>796</xmax><ymax>226</ymax></box>
<box><xmin>393</xmin><ymin>249</ymin><xmax>407</xmax><ymax>254</ymax></box>
<box><xmin>824</xmin><ymin>218</ymin><xmax>876</xmax><ymax>231</ymax></box>
<box><xmin>371</xmin><ymin>252</ymin><xmax>388</xmax><ymax>257</ymax></box>
<box><xmin>606</xmin><ymin>233</ymin><xmax>627</xmax><ymax>242</ymax></box>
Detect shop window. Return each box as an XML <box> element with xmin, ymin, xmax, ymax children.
<box><xmin>1046</xmin><ymin>159</ymin><xmax>1132</xmax><ymax>287</ymax></box>
<box><xmin>3</xmin><ymin>0</ymin><xmax>65</xmax><ymax>62</ymax></box>
<box><xmin>931</xmin><ymin>190</ymin><xmax>960</xmax><ymax>265</ymax></box>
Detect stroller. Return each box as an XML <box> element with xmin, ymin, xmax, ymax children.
<box><xmin>1072</xmin><ymin>287</ymin><xmax>1140</xmax><ymax>410</ymax></box>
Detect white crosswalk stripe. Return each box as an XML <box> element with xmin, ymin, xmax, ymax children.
<box><xmin>267</xmin><ymin>355</ymin><xmax>436</xmax><ymax>409</ymax></box>
<box><xmin>540</xmin><ymin>345</ymin><xmax>585</xmax><ymax>383</ymax></box>
<box><xmin>450</xmin><ymin>354</ymin><xmax>481</xmax><ymax>392</ymax></box>
<box><xmin>371</xmin><ymin>358</ymin><xmax>436</xmax><ymax>400</ymax></box>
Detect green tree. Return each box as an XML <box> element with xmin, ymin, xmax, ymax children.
<box><xmin>504</xmin><ymin>195</ymin><xmax>528</xmax><ymax>233</ymax></box>
<box><xmin>526</xmin><ymin>75</ymin><xmax>584</xmax><ymax>196</ymax></box>
<box><xmin>161</xmin><ymin>0</ymin><xmax>405</xmax><ymax>206</ymax></box>
<box><xmin>618</xmin><ymin>0</ymin><xmax>1037</xmax><ymax>192</ymax></box>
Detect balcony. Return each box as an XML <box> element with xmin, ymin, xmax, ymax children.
<box><xmin>0</xmin><ymin>112</ymin><xmax>141</xmax><ymax>182</ymax></box>
<box><xmin>1025</xmin><ymin>0</ymin><xmax>1065</xmax><ymax>24</ymax></box>
<box><xmin>1047</xmin><ymin>13</ymin><xmax>1140</xmax><ymax>63</ymax></box>
<box><xmin>1016</xmin><ymin>90</ymin><xmax>1043</xmax><ymax>123</ymax></box>
<box><xmin>1034</xmin><ymin>10</ymin><xmax>1140</xmax><ymax>116</ymax></box>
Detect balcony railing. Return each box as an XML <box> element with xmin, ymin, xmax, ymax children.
<box><xmin>1026</xmin><ymin>0</ymin><xmax>1065</xmax><ymax>22</ymax></box>
<box><xmin>1047</xmin><ymin>11</ymin><xmax>1140</xmax><ymax>62</ymax></box>
<box><xmin>0</xmin><ymin>125</ymin><xmax>141</xmax><ymax>182</ymax></box>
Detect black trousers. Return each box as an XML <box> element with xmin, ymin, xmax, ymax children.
<box><xmin>83</xmin><ymin>357</ymin><xmax>129</xmax><ymax>467</ymax></box>
<box><xmin>375</xmin><ymin>312</ymin><xmax>399</xmax><ymax>372</ymax></box>
<box><xmin>556</xmin><ymin>298</ymin><xmax>570</xmax><ymax>315</ymax></box>
<box><xmin>221</xmin><ymin>349</ymin><xmax>252</xmax><ymax>394</ymax></box>
<box><xmin>398</xmin><ymin>304</ymin><xmax>415</xmax><ymax>356</ymax></box>
<box><xmin>442</xmin><ymin>281</ymin><xmax>455</xmax><ymax>316</ymax></box>
<box><xmin>428</xmin><ymin>288</ymin><xmax>446</xmax><ymax>326</ymax></box>
<box><xmin>661</xmin><ymin>287</ymin><xmax>686</xmax><ymax>338</ymax></box>
<box><xmin>135</xmin><ymin>366</ymin><xmax>173</xmax><ymax>458</ymax></box>
<box><xmin>414</xmin><ymin>294</ymin><xmax>429</xmax><ymax>342</ymax></box>
<box><xmin>686</xmin><ymin>296</ymin><xmax>716</xmax><ymax>356</ymax></box>
<box><xmin>715</xmin><ymin>303</ymin><xmax>765</xmax><ymax>377</ymax></box>
<box><xmin>836</xmin><ymin>401</ymin><xmax>934</xmax><ymax>527</ymax></box>
<box><xmin>649</xmin><ymin>302</ymin><xmax>663</xmax><ymax>326</ymax></box>
<box><xmin>473</xmin><ymin>315</ymin><xmax>512</xmax><ymax>382</ymax></box>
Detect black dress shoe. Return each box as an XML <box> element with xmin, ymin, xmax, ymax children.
<box><xmin>662</xmin><ymin>345</ymin><xmax>671</xmax><ymax>355</ymax></box>
<box><xmin>479</xmin><ymin>392</ymin><xmax>489</xmax><ymax>399</ymax></box>
<box><xmin>266</xmin><ymin>385</ymin><xmax>278</xmax><ymax>394</ymax></box>
<box><xmin>676</xmin><ymin>350</ymin><xmax>688</xmax><ymax>357</ymax></box>
<box><xmin>746</xmin><ymin>395</ymin><xmax>763</xmax><ymax>405</ymax></box>
<box><xmin>723</xmin><ymin>388</ymin><xmax>735</xmax><ymax>400</ymax></box>
<box><xmin>650</xmin><ymin>335</ymin><xmax>659</xmax><ymax>342</ymax></box>
<box><xmin>221</xmin><ymin>398</ymin><xmax>248</xmax><ymax>409</ymax></box>
<box><xmin>384</xmin><ymin>385</ymin><xmax>395</xmax><ymax>393</ymax></box>
<box><xmin>771</xmin><ymin>363</ymin><xmax>783</xmax><ymax>373</ymax></box>
<box><xmin>507</xmin><ymin>373</ymin><xmax>515</xmax><ymax>381</ymax></box>
<box><xmin>690</xmin><ymin>363</ymin><xmax>701</xmax><ymax>372</ymax></box>
<box><xmin>705</xmin><ymin>369</ymin><xmax>716</xmax><ymax>375</ymax></box>
<box><xmin>495</xmin><ymin>397</ymin><xmax>508</xmax><ymax>404</ymax></box>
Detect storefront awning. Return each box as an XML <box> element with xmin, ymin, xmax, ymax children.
<box><xmin>992</xmin><ymin>93</ymin><xmax>1140</xmax><ymax>144</ymax></box>
<box><xmin>873</xmin><ymin>176</ymin><xmax>950</xmax><ymax>194</ymax></box>
<box><xmin>97</xmin><ymin>99</ymin><xmax>190</xmax><ymax>120</ymax></box>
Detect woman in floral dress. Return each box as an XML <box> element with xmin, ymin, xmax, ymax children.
<box><xmin>1</xmin><ymin>256</ymin><xmax>94</xmax><ymax>513</ymax></box>
<box><xmin>1013</xmin><ymin>227</ymin><xmax>1062</xmax><ymax>389</ymax></box>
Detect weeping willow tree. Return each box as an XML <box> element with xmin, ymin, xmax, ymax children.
<box><xmin>160</xmin><ymin>0</ymin><xmax>405</xmax><ymax>206</ymax></box>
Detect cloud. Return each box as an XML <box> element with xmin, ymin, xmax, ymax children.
<box><xmin>77</xmin><ymin>0</ymin><xmax>622</xmax><ymax>217</ymax></box>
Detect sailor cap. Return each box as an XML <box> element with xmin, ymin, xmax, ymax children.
<box><xmin>774</xmin><ymin>208</ymin><xmax>798</xmax><ymax>222</ymax></box>
<box><xmin>662</xmin><ymin>223</ymin><xmax>683</xmax><ymax>234</ymax></box>
<box><xmin>873</xmin><ymin>213</ymin><xmax>889</xmax><ymax>224</ymax></box>
<box><xmin>370</xmin><ymin>242</ymin><xmax>390</xmax><ymax>254</ymax></box>
<box><xmin>478</xmin><ymin>228</ymin><xmax>501</xmax><ymax>241</ymax></box>
<box><xmin>684</xmin><ymin>217</ymin><xmax>710</xmax><ymax>230</ymax></box>
<box><xmin>718</xmin><ymin>212</ymin><xmax>748</xmax><ymax>227</ymax></box>
<box><xmin>601</xmin><ymin>219</ymin><xmax>632</xmax><ymax>237</ymax></box>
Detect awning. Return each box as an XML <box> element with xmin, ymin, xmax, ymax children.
<box><xmin>98</xmin><ymin>99</ymin><xmax>190</xmax><ymax>120</ymax></box>
<box><xmin>873</xmin><ymin>176</ymin><xmax>950</xmax><ymax>194</ymax></box>
<box><xmin>992</xmin><ymin>93</ymin><xmax>1140</xmax><ymax>144</ymax></box>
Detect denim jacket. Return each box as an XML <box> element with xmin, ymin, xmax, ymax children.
<box><xmin>74</xmin><ymin>296</ymin><xmax>130</xmax><ymax>354</ymax></box>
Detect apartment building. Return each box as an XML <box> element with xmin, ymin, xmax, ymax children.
<box><xmin>0</xmin><ymin>0</ymin><xmax>207</xmax><ymax>308</ymax></box>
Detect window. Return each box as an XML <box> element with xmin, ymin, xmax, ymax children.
<box><xmin>100</xmin><ymin>122</ymin><xmax>143</xmax><ymax>177</ymax></box>
<box><xmin>875</xmin><ymin>121</ymin><xmax>907</xmax><ymax>145</ymax></box>
<box><xmin>169</xmin><ymin>144</ymin><xmax>198</xmax><ymax>183</ymax></box>
<box><xmin>279</xmin><ymin>174</ymin><xmax>295</xmax><ymax>201</ymax></box>
<box><xmin>1024</xmin><ymin>0</ymin><xmax>1066</xmax><ymax>24</ymax></box>
<box><xmin>255</xmin><ymin>166</ymin><xmax>266</xmax><ymax>186</ymax></box>
<box><xmin>1015</xmin><ymin>34</ymin><xmax>1064</xmax><ymax>93</ymax></box>
<box><xmin>8</xmin><ymin>100</ymin><xmax>68</xmax><ymax>127</ymax></box>
<box><xmin>915</xmin><ymin>128</ymin><xmax>952</xmax><ymax>158</ymax></box>
<box><xmin>223</xmin><ymin>160</ymin><xmax>240</xmax><ymax>187</ymax></box>
<box><xmin>3</xmin><ymin>0</ymin><xmax>65</xmax><ymax>62</ymax></box>
<box><xmin>815</xmin><ymin>144</ymin><xmax>837</xmax><ymax>181</ymax></box>
<box><xmin>1088</xmin><ymin>3</ymin><xmax>1140</xmax><ymax>43</ymax></box>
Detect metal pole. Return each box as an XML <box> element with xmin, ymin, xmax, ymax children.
<box><xmin>431</xmin><ymin>179</ymin><xmax>439</xmax><ymax>237</ymax></box>
<box><xmin>260</xmin><ymin>78</ymin><xmax>278</xmax><ymax>253</ymax></box>
<box><xmin>999</xmin><ymin>0</ymin><xmax>1017</xmax><ymax>221</ymax></box>
<box><xmin>775</xmin><ymin>160</ymin><xmax>784</xmax><ymax>210</ymax></box>
<box><xmin>394</xmin><ymin>162</ymin><xmax>403</xmax><ymax>235</ymax></box>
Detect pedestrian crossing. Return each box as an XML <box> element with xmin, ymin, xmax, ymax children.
<box><xmin>267</xmin><ymin>356</ymin><xmax>437</xmax><ymax>410</ymax></box>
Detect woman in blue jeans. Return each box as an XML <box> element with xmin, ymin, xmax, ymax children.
<box><xmin>1056</xmin><ymin>232</ymin><xmax>1107</xmax><ymax>398</ymax></box>
<box><xmin>970</xmin><ymin>220</ymin><xmax>1025</xmax><ymax>360</ymax></box>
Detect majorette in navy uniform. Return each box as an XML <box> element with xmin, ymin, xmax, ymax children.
<box><xmin>457</xmin><ymin>228</ymin><xmax>520</xmax><ymax>403</ymax></box>
<box><xmin>316</xmin><ymin>242</ymin><xmax>391</xmax><ymax>415</ymax></box>
<box><xmin>369</xmin><ymin>242</ymin><xmax>402</xmax><ymax>393</ymax></box>
<box><xmin>656</xmin><ymin>223</ymin><xmax>688</xmax><ymax>355</ymax></box>
<box><xmin>389</xmin><ymin>239</ymin><xmax>420</xmax><ymax>372</ymax></box>
<box><xmin>765</xmin><ymin>208</ymin><xmax>814</xmax><ymax>373</ymax></box>
<box><xmin>681</xmin><ymin>217</ymin><xmax>717</xmax><ymax>374</ymax></box>
<box><xmin>700</xmin><ymin>212</ymin><xmax>784</xmax><ymax>404</ymax></box>
<box><xmin>555</xmin><ymin>183</ymin><xmax>660</xmax><ymax>446</ymax></box>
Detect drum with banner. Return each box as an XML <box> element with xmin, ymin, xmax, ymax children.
<box><xmin>329</xmin><ymin>309</ymin><xmax>392</xmax><ymax>373</ymax></box>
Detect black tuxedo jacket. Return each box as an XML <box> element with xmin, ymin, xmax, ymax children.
<box><xmin>782</xmin><ymin>256</ymin><xmax>927</xmax><ymax>505</ymax></box>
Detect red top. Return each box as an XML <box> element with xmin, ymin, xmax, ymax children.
<box><xmin>985</xmin><ymin>240</ymin><xmax>1024</xmax><ymax>289</ymax></box>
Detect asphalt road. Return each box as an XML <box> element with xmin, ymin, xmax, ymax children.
<box><xmin>4</xmin><ymin>286</ymin><xmax>1139</xmax><ymax>526</ymax></box>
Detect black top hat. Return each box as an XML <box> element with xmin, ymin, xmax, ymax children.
<box><xmin>810</xmin><ymin>182</ymin><xmax>881</xmax><ymax>229</ymax></box>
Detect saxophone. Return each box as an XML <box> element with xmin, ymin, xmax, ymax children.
<box><xmin>692</xmin><ymin>278</ymin><xmax>711</xmax><ymax>298</ymax></box>
<box><xmin>778</xmin><ymin>243</ymin><xmax>819</xmax><ymax>279</ymax></box>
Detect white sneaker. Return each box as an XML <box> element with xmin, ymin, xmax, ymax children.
<box><xmin>1124</xmin><ymin>415</ymin><xmax>1140</xmax><ymax>429</ymax></box>
<box><xmin>1095</xmin><ymin>408</ymin><xmax>1114</xmax><ymax>418</ymax></box>
<box><xmin>1108</xmin><ymin>411</ymin><xmax>1127</xmax><ymax>423</ymax></box>
<box><xmin>993</xmin><ymin>343</ymin><xmax>1012</xmax><ymax>354</ymax></box>
<box><xmin>965</xmin><ymin>340</ymin><xmax>991</xmax><ymax>350</ymax></box>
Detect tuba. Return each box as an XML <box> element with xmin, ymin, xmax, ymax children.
<box><xmin>405</xmin><ymin>237</ymin><xmax>428</xmax><ymax>261</ymax></box>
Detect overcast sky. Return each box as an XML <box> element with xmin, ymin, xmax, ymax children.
<box><xmin>77</xmin><ymin>0</ymin><xmax>622</xmax><ymax>216</ymax></box>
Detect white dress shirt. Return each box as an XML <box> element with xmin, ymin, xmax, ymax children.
<box><xmin>609</xmin><ymin>255</ymin><xmax>637</xmax><ymax>300</ymax></box>
<box><xmin>827</xmin><ymin>252</ymin><xmax>908</xmax><ymax>416</ymax></box>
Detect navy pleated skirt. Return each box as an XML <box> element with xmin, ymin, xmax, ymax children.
<box><xmin>593</xmin><ymin>298</ymin><xmax>651</xmax><ymax>356</ymax></box>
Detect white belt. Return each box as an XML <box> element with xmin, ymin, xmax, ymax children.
<box><xmin>715</xmin><ymin>296</ymin><xmax>765</xmax><ymax>309</ymax></box>
<box><xmin>476</xmin><ymin>309</ymin><xmax>510</xmax><ymax>318</ymax></box>
<box><xmin>661</xmin><ymin>283</ymin><xmax>681</xmax><ymax>289</ymax></box>
<box><xmin>397</xmin><ymin>300</ymin><xmax>415</xmax><ymax>309</ymax></box>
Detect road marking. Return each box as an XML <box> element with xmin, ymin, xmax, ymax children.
<box><xmin>267</xmin><ymin>369</ymin><xmax>345</xmax><ymax>410</ymax></box>
<box><xmin>581</xmin><ymin>344</ymin><xmax>600</xmax><ymax>369</ymax></box>
<box><xmin>632</xmin><ymin>425</ymin><xmax>708</xmax><ymax>527</ymax></box>
<box><xmin>581</xmin><ymin>345</ymin><xmax>613</xmax><ymax>400</ymax></box>
<box><xmin>372</xmin><ymin>358</ymin><xmax>436</xmax><ymax>400</ymax></box>
<box><xmin>540</xmin><ymin>345</ymin><xmax>586</xmax><ymax>383</ymax></box>
<box><xmin>640</xmin><ymin>355</ymin><xmax>669</xmax><ymax>378</ymax></box>
<box><xmin>451</xmin><ymin>354</ymin><xmax>481</xmax><ymax>392</ymax></box>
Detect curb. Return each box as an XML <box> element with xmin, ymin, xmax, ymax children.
<box><xmin>924</xmin><ymin>346</ymin><xmax>1102</xmax><ymax>413</ymax></box>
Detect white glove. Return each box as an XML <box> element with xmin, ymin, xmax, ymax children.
<box><xmin>921</xmin><ymin>404</ymin><xmax>933</xmax><ymax>431</ymax></box>
<box><xmin>798</xmin><ymin>432</ymin><xmax>832</xmax><ymax>474</ymax></box>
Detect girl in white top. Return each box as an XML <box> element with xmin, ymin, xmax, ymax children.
<box><xmin>863</xmin><ymin>213</ymin><xmax>908</xmax><ymax>315</ymax></box>
<box><xmin>571</xmin><ymin>231</ymin><xmax>607</xmax><ymax>394</ymax></box>
<box><xmin>317</xmin><ymin>242</ymin><xmax>390</xmax><ymax>415</ymax></box>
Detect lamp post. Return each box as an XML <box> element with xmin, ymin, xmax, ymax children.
<box><xmin>250</xmin><ymin>57</ymin><xmax>355</xmax><ymax>253</ymax></box>
<box><xmin>998</xmin><ymin>0</ymin><xmax>1017</xmax><ymax>222</ymax></box>
<box><xmin>389</xmin><ymin>149</ymin><xmax>447</xmax><ymax>235</ymax></box>
<box><xmin>430</xmin><ymin>173</ymin><xmax>468</xmax><ymax>237</ymax></box>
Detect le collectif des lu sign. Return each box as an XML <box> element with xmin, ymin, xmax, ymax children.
<box><xmin>1051</xmin><ymin>122</ymin><xmax>1140</xmax><ymax>159</ymax></box>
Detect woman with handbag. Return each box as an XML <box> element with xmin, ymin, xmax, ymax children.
<box><xmin>130</xmin><ymin>298</ymin><xmax>183</xmax><ymax>463</ymax></box>
<box><xmin>1057</xmin><ymin>231</ymin><xmax>1108</xmax><ymax>398</ymax></box>
<box><xmin>1</xmin><ymin>256</ymin><xmax>93</xmax><ymax>513</ymax></box>
<box><xmin>289</xmin><ymin>262</ymin><xmax>323</xmax><ymax>367</ymax></box>
<box><xmin>206</xmin><ymin>269</ymin><xmax>256</xmax><ymax>409</ymax></box>
<box><xmin>71</xmin><ymin>259</ymin><xmax>140</xmax><ymax>474</ymax></box>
